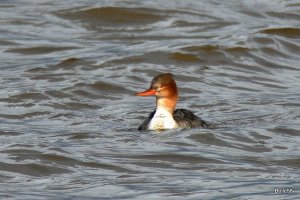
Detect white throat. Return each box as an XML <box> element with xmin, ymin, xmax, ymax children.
<box><xmin>148</xmin><ymin>106</ymin><xmax>178</xmax><ymax>130</ymax></box>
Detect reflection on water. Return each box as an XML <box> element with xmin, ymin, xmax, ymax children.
<box><xmin>0</xmin><ymin>0</ymin><xmax>300</xmax><ymax>199</ymax></box>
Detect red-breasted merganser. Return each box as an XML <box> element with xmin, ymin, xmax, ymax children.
<box><xmin>136</xmin><ymin>73</ymin><xmax>208</xmax><ymax>131</ymax></box>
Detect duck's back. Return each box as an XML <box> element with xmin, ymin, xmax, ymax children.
<box><xmin>174</xmin><ymin>109</ymin><xmax>208</xmax><ymax>128</ymax></box>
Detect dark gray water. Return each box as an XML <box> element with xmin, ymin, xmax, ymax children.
<box><xmin>0</xmin><ymin>0</ymin><xmax>300</xmax><ymax>199</ymax></box>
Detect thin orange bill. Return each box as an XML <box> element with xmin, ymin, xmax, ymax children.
<box><xmin>135</xmin><ymin>88</ymin><xmax>156</xmax><ymax>96</ymax></box>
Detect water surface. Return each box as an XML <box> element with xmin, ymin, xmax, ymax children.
<box><xmin>0</xmin><ymin>0</ymin><xmax>300</xmax><ymax>199</ymax></box>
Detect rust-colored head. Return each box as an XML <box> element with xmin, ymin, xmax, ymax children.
<box><xmin>136</xmin><ymin>73</ymin><xmax>178</xmax><ymax>97</ymax></box>
<box><xmin>136</xmin><ymin>73</ymin><xmax>178</xmax><ymax>112</ymax></box>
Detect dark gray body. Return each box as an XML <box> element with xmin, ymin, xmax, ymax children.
<box><xmin>138</xmin><ymin>109</ymin><xmax>208</xmax><ymax>131</ymax></box>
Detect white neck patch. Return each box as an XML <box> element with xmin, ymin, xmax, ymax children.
<box><xmin>148</xmin><ymin>106</ymin><xmax>178</xmax><ymax>130</ymax></box>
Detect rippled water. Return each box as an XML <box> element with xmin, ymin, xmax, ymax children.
<box><xmin>1</xmin><ymin>0</ymin><xmax>300</xmax><ymax>199</ymax></box>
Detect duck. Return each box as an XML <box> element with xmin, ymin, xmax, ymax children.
<box><xmin>136</xmin><ymin>73</ymin><xmax>208</xmax><ymax>131</ymax></box>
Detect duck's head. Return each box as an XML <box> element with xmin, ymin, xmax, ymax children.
<box><xmin>136</xmin><ymin>73</ymin><xmax>178</xmax><ymax>112</ymax></box>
